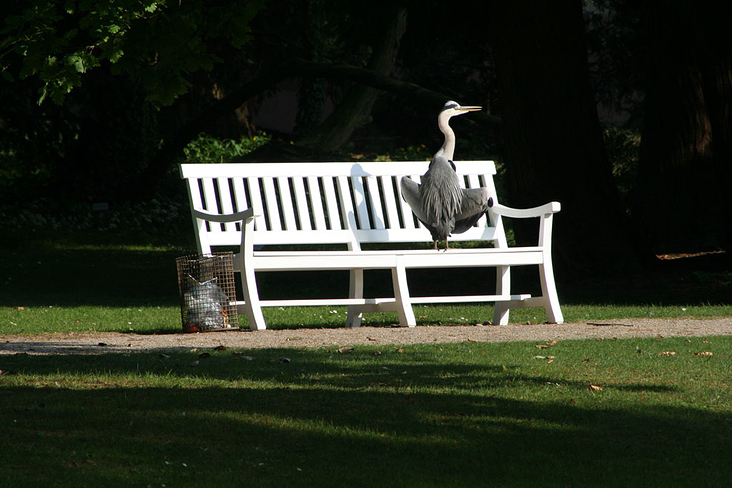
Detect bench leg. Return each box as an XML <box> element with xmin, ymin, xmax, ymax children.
<box><xmin>241</xmin><ymin>267</ymin><xmax>267</xmax><ymax>331</ymax></box>
<box><xmin>392</xmin><ymin>257</ymin><xmax>416</xmax><ymax>327</ymax></box>
<box><xmin>346</xmin><ymin>268</ymin><xmax>364</xmax><ymax>327</ymax></box>
<box><xmin>493</xmin><ymin>265</ymin><xmax>511</xmax><ymax>325</ymax></box>
<box><xmin>538</xmin><ymin>261</ymin><xmax>564</xmax><ymax>324</ymax></box>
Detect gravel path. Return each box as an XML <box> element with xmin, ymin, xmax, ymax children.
<box><xmin>2</xmin><ymin>317</ymin><xmax>731</xmax><ymax>355</ymax></box>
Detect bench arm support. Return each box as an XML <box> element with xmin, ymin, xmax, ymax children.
<box><xmin>191</xmin><ymin>207</ymin><xmax>259</xmax><ymax>224</ymax></box>
<box><xmin>488</xmin><ymin>200</ymin><xmax>560</xmax><ymax>249</ymax></box>
<box><xmin>488</xmin><ymin>201</ymin><xmax>561</xmax><ymax>219</ymax></box>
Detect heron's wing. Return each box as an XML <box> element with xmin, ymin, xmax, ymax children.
<box><xmin>400</xmin><ymin>176</ymin><xmax>443</xmax><ymax>241</ymax></box>
<box><xmin>400</xmin><ymin>176</ymin><xmax>429</xmax><ymax>223</ymax></box>
<box><xmin>452</xmin><ymin>187</ymin><xmax>490</xmax><ymax>234</ymax></box>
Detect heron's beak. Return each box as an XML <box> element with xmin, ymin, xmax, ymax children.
<box><xmin>457</xmin><ymin>106</ymin><xmax>482</xmax><ymax>114</ymax></box>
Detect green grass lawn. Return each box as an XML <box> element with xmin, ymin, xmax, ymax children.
<box><xmin>2</xmin><ymin>336</ymin><xmax>731</xmax><ymax>487</ymax></box>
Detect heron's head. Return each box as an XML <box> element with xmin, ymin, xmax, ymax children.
<box><xmin>440</xmin><ymin>100</ymin><xmax>482</xmax><ymax>119</ymax></box>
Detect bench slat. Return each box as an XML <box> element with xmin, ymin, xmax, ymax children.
<box><xmin>351</xmin><ymin>175</ymin><xmax>371</xmax><ymax>230</ymax></box>
<box><xmin>201</xmin><ymin>177</ymin><xmax>222</xmax><ymax>233</ymax></box>
<box><xmin>307</xmin><ymin>176</ymin><xmax>328</xmax><ymax>230</ymax></box>
<box><xmin>292</xmin><ymin>177</ymin><xmax>312</xmax><ymax>231</ymax></box>
<box><xmin>380</xmin><ymin>175</ymin><xmax>400</xmax><ymax>230</ymax></box>
<box><xmin>322</xmin><ymin>176</ymin><xmax>342</xmax><ymax>230</ymax></box>
<box><xmin>276</xmin><ymin>176</ymin><xmax>298</xmax><ymax>231</ymax></box>
<box><xmin>244</xmin><ymin>176</ymin><xmax>264</xmax><ymax>232</ymax></box>
<box><xmin>216</xmin><ymin>177</ymin><xmax>237</xmax><ymax>233</ymax></box>
<box><xmin>261</xmin><ymin>177</ymin><xmax>281</xmax><ymax>231</ymax></box>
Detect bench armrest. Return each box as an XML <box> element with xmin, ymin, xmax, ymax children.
<box><xmin>489</xmin><ymin>201</ymin><xmax>561</xmax><ymax>219</ymax></box>
<box><xmin>191</xmin><ymin>207</ymin><xmax>259</xmax><ymax>223</ymax></box>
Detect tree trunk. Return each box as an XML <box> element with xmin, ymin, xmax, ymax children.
<box><xmin>635</xmin><ymin>3</ymin><xmax>714</xmax><ymax>253</ymax></box>
<box><xmin>635</xmin><ymin>1</ymin><xmax>732</xmax><ymax>255</ymax></box>
<box><xmin>300</xmin><ymin>7</ymin><xmax>407</xmax><ymax>152</ymax></box>
<box><xmin>704</xmin><ymin>54</ymin><xmax>732</xmax><ymax>254</ymax></box>
<box><xmin>491</xmin><ymin>0</ymin><xmax>650</xmax><ymax>280</ymax></box>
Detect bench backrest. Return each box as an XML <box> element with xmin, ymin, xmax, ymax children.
<box><xmin>180</xmin><ymin>161</ymin><xmax>504</xmax><ymax>253</ymax></box>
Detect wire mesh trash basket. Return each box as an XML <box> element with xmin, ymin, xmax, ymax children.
<box><xmin>176</xmin><ymin>253</ymin><xmax>239</xmax><ymax>332</ymax></box>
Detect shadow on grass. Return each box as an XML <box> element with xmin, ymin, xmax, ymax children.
<box><xmin>2</xmin><ymin>345</ymin><xmax>729</xmax><ymax>487</ymax></box>
<box><xmin>2</xmin><ymin>242</ymin><xmax>731</xmax><ymax>312</ymax></box>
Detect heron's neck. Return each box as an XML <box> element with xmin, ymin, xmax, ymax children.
<box><xmin>435</xmin><ymin>115</ymin><xmax>455</xmax><ymax>160</ymax></box>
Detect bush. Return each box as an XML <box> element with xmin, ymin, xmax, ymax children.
<box><xmin>183</xmin><ymin>132</ymin><xmax>271</xmax><ymax>162</ymax></box>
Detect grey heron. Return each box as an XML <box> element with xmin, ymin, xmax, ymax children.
<box><xmin>400</xmin><ymin>101</ymin><xmax>491</xmax><ymax>249</ymax></box>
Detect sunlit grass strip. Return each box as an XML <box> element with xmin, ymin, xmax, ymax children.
<box><xmin>2</xmin><ymin>302</ymin><xmax>732</xmax><ymax>335</ymax></box>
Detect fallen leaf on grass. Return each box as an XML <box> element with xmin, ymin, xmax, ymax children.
<box><xmin>693</xmin><ymin>351</ymin><xmax>713</xmax><ymax>356</ymax></box>
<box><xmin>396</xmin><ymin>348</ymin><xmax>404</xmax><ymax>353</ymax></box>
<box><xmin>658</xmin><ymin>351</ymin><xmax>676</xmax><ymax>356</ymax></box>
<box><xmin>535</xmin><ymin>344</ymin><xmax>549</xmax><ymax>349</ymax></box>
<box><xmin>338</xmin><ymin>347</ymin><xmax>354</xmax><ymax>354</ymax></box>
<box><xmin>589</xmin><ymin>385</ymin><xmax>603</xmax><ymax>391</ymax></box>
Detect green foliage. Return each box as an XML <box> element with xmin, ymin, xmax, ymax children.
<box><xmin>603</xmin><ymin>125</ymin><xmax>641</xmax><ymax>206</ymax></box>
<box><xmin>182</xmin><ymin>132</ymin><xmax>271</xmax><ymax>163</ymax></box>
<box><xmin>0</xmin><ymin>197</ymin><xmax>191</xmax><ymax>248</ymax></box>
<box><xmin>1</xmin><ymin>0</ymin><xmax>265</xmax><ymax>105</ymax></box>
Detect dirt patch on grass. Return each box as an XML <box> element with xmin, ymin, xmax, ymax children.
<box><xmin>2</xmin><ymin>317</ymin><xmax>731</xmax><ymax>355</ymax></box>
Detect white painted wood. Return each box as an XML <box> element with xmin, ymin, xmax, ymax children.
<box><xmin>276</xmin><ymin>176</ymin><xmax>298</xmax><ymax>231</ymax></box>
<box><xmin>381</xmin><ymin>175</ymin><xmax>401</xmax><ymax>230</ymax></box>
<box><xmin>307</xmin><ymin>176</ymin><xmax>328</xmax><ymax>230</ymax></box>
<box><xmin>291</xmin><ymin>177</ymin><xmax>311</xmax><ymax>231</ymax></box>
<box><xmin>261</xmin><ymin>177</ymin><xmax>280</xmax><ymax>231</ymax></box>
<box><xmin>180</xmin><ymin>160</ymin><xmax>563</xmax><ymax>330</ymax></box>
<box><xmin>322</xmin><ymin>176</ymin><xmax>342</xmax><ymax>230</ymax></box>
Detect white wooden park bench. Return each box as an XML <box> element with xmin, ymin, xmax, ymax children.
<box><xmin>180</xmin><ymin>160</ymin><xmax>563</xmax><ymax>330</ymax></box>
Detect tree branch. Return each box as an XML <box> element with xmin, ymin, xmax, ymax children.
<box><xmin>153</xmin><ymin>58</ymin><xmax>502</xmax><ymax>169</ymax></box>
